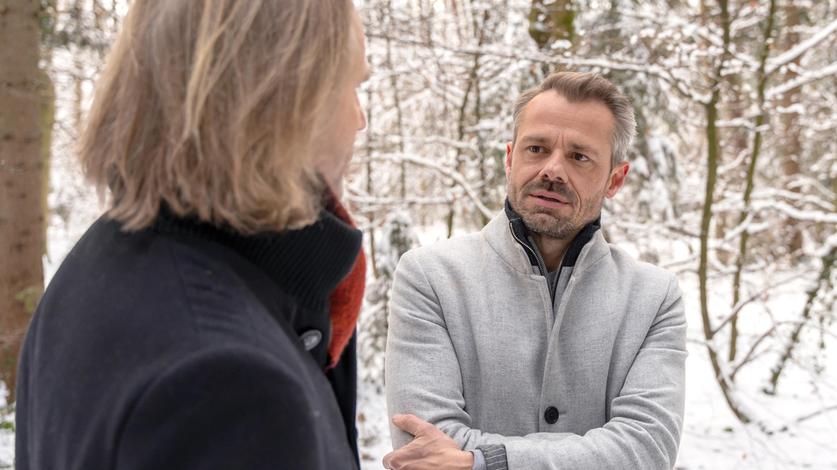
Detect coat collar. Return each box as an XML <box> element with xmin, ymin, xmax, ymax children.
<box><xmin>151</xmin><ymin>204</ymin><xmax>362</xmax><ymax>315</ymax></box>
<box><xmin>503</xmin><ymin>200</ymin><xmax>601</xmax><ymax>272</ymax></box>
<box><xmin>482</xmin><ymin>204</ymin><xmax>610</xmax><ymax>276</ymax></box>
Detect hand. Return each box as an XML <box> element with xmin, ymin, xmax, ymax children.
<box><xmin>382</xmin><ymin>414</ymin><xmax>474</xmax><ymax>470</ymax></box>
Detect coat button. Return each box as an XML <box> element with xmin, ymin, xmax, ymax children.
<box><xmin>544</xmin><ymin>406</ymin><xmax>559</xmax><ymax>424</ymax></box>
<box><xmin>300</xmin><ymin>330</ymin><xmax>322</xmax><ymax>351</ymax></box>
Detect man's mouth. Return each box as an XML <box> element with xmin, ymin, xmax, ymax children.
<box><xmin>530</xmin><ymin>190</ymin><xmax>569</xmax><ymax>205</ymax></box>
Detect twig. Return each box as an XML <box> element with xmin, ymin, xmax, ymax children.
<box><xmin>730</xmin><ymin>326</ymin><xmax>775</xmax><ymax>380</ymax></box>
<box><xmin>711</xmin><ymin>272</ymin><xmax>808</xmax><ymax>336</ymax></box>
<box><xmin>765</xmin><ymin>246</ymin><xmax>836</xmax><ymax>395</ymax></box>
<box><xmin>367</xmin><ymin>153</ymin><xmax>494</xmax><ymax>220</ymax></box>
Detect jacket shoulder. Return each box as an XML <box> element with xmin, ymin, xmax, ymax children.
<box><xmin>607</xmin><ymin>244</ymin><xmax>678</xmax><ymax>284</ymax></box>
<box><xmin>400</xmin><ymin>230</ymin><xmax>487</xmax><ymax>268</ymax></box>
<box><xmin>604</xmin><ymin>244</ymin><xmax>683</xmax><ymax>315</ymax></box>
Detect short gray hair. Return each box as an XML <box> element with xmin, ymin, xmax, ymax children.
<box><xmin>512</xmin><ymin>71</ymin><xmax>636</xmax><ymax>167</ymax></box>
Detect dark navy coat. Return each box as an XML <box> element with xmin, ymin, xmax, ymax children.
<box><xmin>15</xmin><ymin>211</ymin><xmax>361</xmax><ymax>469</ymax></box>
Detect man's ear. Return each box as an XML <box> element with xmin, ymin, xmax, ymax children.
<box><xmin>606</xmin><ymin>161</ymin><xmax>629</xmax><ymax>198</ymax></box>
<box><xmin>505</xmin><ymin>142</ymin><xmax>513</xmax><ymax>177</ymax></box>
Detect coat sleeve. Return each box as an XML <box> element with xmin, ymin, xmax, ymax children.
<box><xmin>114</xmin><ymin>347</ymin><xmax>337</xmax><ymax>470</ymax></box>
<box><xmin>385</xmin><ymin>250</ymin><xmax>687</xmax><ymax>470</ymax></box>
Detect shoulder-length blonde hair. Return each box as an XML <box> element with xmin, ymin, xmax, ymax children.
<box><xmin>80</xmin><ymin>0</ymin><xmax>356</xmax><ymax>233</ymax></box>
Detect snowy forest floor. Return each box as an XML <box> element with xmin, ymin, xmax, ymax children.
<box><xmin>0</xmin><ymin>192</ymin><xmax>835</xmax><ymax>469</ymax></box>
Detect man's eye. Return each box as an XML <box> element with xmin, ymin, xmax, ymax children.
<box><xmin>527</xmin><ymin>146</ymin><xmax>545</xmax><ymax>154</ymax></box>
<box><xmin>572</xmin><ymin>152</ymin><xmax>590</xmax><ymax>162</ymax></box>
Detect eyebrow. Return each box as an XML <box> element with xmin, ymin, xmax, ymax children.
<box><xmin>518</xmin><ymin>135</ymin><xmax>602</xmax><ymax>158</ymax></box>
<box><xmin>518</xmin><ymin>135</ymin><xmax>553</xmax><ymax>146</ymax></box>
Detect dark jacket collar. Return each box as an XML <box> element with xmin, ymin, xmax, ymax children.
<box><xmin>504</xmin><ymin>198</ymin><xmax>600</xmax><ymax>271</ymax></box>
<box><xmin>152</xmin><ymin>205</ymin><xmax>362</xmax><ymax>315</ymax></box>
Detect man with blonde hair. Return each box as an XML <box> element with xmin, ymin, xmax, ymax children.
<box><xmin>16</xmin><ymin>1</ymin><xmax>370</xmax><ymax>468</ymax></box>
<box><xmin>384</xmin><ymin>72</ymin><xmax>687</xmax><ymax>469</ymax></box>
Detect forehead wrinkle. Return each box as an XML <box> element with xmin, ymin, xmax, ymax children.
<box><xmin>520</xmin><ymin>92</ymin><xmax>613</xmax><ymax>159</ymax></box>
<box><xmin>553</xmin><ymin>125</ymin><xmax>605</xmax><ymax>158</ymax></box>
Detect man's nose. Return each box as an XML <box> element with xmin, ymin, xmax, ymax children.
<box><xmin>539</xmin><ymin>151</ymin><xmax>568</xmax><ymax>182</ymax></box>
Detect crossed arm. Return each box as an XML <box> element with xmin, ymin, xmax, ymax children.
<box><xmin>384</xmin><ymin>252</ymin><xmax>687</xmax><ymax>470</ymax></box>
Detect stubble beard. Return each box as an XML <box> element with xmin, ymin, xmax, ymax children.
<box><xmin>508</xmin><ymin>179</ymin><xmax>604</xmax><ymax>240</ymax></box>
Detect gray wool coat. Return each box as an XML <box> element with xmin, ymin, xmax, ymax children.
<box><xmin>385</xmin><ymin>211</ymin><xmax>687</xmax><ymax>470</ymax></box>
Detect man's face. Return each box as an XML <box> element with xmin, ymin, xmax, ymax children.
<box><xmin>506</xmin><ymin>91</ymin><xmax>629</xmax><ymax>240</ymax></box>
<box><xmin>313</xmin><ymin>10</ymin><xmax>369</xmax><ymax>196</ymax></box>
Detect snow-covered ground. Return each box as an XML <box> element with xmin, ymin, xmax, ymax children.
<box><xmin>359</xmin><ymin>381</ymin><xmax>393</xmax><ymax>469</ymax></box>
<box><xmin>677</xmin><ymin>345</ymin><xmax>837</xmax><ymax>469</ymax></box>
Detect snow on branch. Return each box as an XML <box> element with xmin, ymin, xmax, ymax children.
<box><xmin>715</xmin><ymin>117</ymin><xmax>762</xmax><ymax>129</ymax></box>
<box><xmin>766</xmin><ymin>61</ymin><xmax>837</xmax><ymax>99</ymax></box>
<box><xmin>366</xmin><ymin>153</ymin><xmax>494</xmax><ymax>220</ymax></box>
<box><xmin>345</xmin><ymin>194</ymin><xmax>452</xmax><ymax>208</ymax></box>
<box><xmin>766</xmin><ymin>18</ymin><xmax>837</xmax><ymax>76</ymax></box>
<box><xmin>400</xmin><ymin>135</ymin><xmax>486</xmax><ymax>160</ymax></box>
<box><xmin>751</xmin><ymin>200</ymin><xmax>837</xmax><ymax>224</ymax></box>
<box><xmin>365</xmin><ymin>32</ymin><xmax>709</xmax><ymax>104</ymax></box>
<box><xmin>751</xmin><ymin>188</ymin><xmax>835</xmax><ymax>213</ymax></box>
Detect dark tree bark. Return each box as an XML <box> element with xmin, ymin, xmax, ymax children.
<box><xmin>0</xmin><ymin>0</ymin><xmax>51</xmax><ymax>403</ymax></box>
<box><xmin>698</xmin><ymin>0</ymin><xmax>752</xmax><ymax>425</ymax></box>
<box><xmin>778</xmin><ymin>2</ymin><xmax>804</xmax><ymax>253</ymax></box>
<box><xmin>729</xmin><ymin>0</ymin><xmax>778</xmax><ymax>365</ymax></box>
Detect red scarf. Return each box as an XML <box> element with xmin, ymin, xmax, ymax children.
<box><xmin>326</xmin><ymin>199</ymin><xmax>366</xmax><ymax>369</ymax></box>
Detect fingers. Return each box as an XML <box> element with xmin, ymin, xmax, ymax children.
<box><xmin>392</xmin><ymin>413</ymin><xmax>434</xmax><ymax>437</ymax></box>
<box><xmin>383</xmin><ymin>443</ymin><xmax>472</xmax><ymax>470</ymax></box>
<box><xmin>382</xmin><ymin>443</ymin><xmax>421</xmax><ymax>470</ymax></box>
<box><xmin>382</xmin><ymin>450</ymin><xmax>395</xmax><ymax>469</ymax></box>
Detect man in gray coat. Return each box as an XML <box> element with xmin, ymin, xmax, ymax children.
<box><xmin>383</xmin><ymin>72</ymin><xmax>687</xmax><ymax>470</ymax></box>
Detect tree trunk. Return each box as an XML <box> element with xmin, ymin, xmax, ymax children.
<box><xmin>365</xmin><ymin>86</ymin><xmax>379</xmax><ymax>278</ymax></box>
<box><xmin>0</xmin><ymin>0</ymin><xmax>50</xmax><ymax>403</ymax></box>
<box><xmin>471</xmin><ymin>4</ymin><xmax>489</xmax><ymax>227</ymax></box>
<box><xmin>779</xmin><ymin>2</ymin><xmax>803</xmax><ymax>253</ymax></box>
<box><xmin>729</xmin><ymin>0</ymin><xmax>778</xmax><ymax>364</ymax></box>
<box><xmin>698</xmin><ymin>0</ymin><xmax>752</xmax><ymax>424</ymax></box>
<box><xmin>383</xmin><ymin>0</ymin><xmax>406</xmax><ymax>200</ymax></box>
<box><xmin>447</xmin><ymin>3</ymin><xmax>489</xmax><ymax>237</ymax></box>
<box><xmin>701</xmin><ymin>94</ymin><xmax>750</xmax><ymax>424</ymax></box>
<box><xmin>765</xmin><ymin>245</ymin><xmax>835</xmax><ymax>395</ymax></box>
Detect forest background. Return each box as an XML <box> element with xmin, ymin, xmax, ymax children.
<box><xmin>1</xmin><ymin>0</ymin><xmax>835</xmax><ymax>468</ymax></box>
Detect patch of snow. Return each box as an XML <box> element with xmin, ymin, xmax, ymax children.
<box><xmin>0</xmin><ymin>384</ymin><xmax>12</xmax><ymax>469</ymax></box>
<box><xmin>358</xmin><ymin>380</ymin><xmax>391</xmax><ymax>469</ymax></box>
